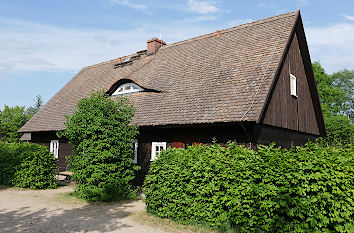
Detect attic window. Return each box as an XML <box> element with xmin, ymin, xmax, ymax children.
<box><xmin>112</xmin><ymin>82</ymin><xmax>142</xmax><ymax>96</ymax></box>
<box><xmin>290</xmin><ymin>74</ymin><xmax>297</xmax><ymax>97</ymax></box>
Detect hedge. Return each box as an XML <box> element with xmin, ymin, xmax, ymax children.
<box><xmin>0</xmin><ymin>142</ymin><xmax>57</xmax><ymax>189</ymax></box>
<box><xmin>144</xmin><ymin>142</ymin><xmax>354</xmax><ymax>232</ymax></box>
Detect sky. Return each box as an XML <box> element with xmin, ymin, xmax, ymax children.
<box><xmin>0</xmin><ymin>0</ymin><xmax>354</xmax><ymax>108</ymax></box>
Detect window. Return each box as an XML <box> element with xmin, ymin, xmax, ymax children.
<box><xmin>112</xmin><ymin>82</ymin><xmax>142</xmax><ymax>96</ymax></box>
<box><xmin>130</xmin><ymin>140</ymin><xmax>138</xmax><ymax>163</ymax></box>
<box><xmin>151</xmin><ymin>142</ymin><xmax>166</xmax><ymax>161</ymax></box>
<box><xmin>50</xmin><ymin>140</ymin><xmax>59</xmax><ymax>159</ymax></box>
<box><xmin>290</xmin><ymin>74</ymin><xmax>297</xmax><ymax>97</ymax></box>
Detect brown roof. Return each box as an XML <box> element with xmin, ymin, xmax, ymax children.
<box><xmin>19</xmin><ymin>133</ymin><xmax>31</xmax><ymax>141</ymax></box>
<box><xmin>19</xmin><ymin>11</ymin><xmax>299</xmax><ymax>133</ymax></box>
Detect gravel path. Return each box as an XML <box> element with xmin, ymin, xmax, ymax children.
<box><xmin>0</xmin><ymin>185</ymin><xmax>167</xmax><ymax>233</ymax></box>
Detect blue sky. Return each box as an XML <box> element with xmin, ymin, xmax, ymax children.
<box><xmin>1</xmin><ymin>0</ymin><xmax>354</xmax><ymax>108</ymax></box>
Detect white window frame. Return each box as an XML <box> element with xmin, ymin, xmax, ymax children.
<box><xmin>130</xmin><ymin>140</ymin><xmax>138</xmax><ymax>163</ymax></box>
<box><xmin>50</xmin><ymin>140</ymin><xmax>59</xmax><ymax>159</ymax></box>
<box><xmin>112</xmin><ymin>82</ymin><xmax>142</xmax><ymax>96</ymax></box>
<box><xmin>290</xmin><ymin>74</ymin><xmax>297</xmax><ymax>97</ymax></box>
<box><xmin>151</xmin><ymin>142</ymin><xmax>166</xmax><ymax>161</ymax></box>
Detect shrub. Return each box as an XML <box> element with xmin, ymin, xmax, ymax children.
<box><xmin>144</xmin><ymin>142</ymin><xmax>354</xmax><ymax>232</ymax></box>
<box><xmin>317</xmin><ymin>112</ymin><xmax>354</xmax><ymax>146</ymax></box>
<box><xmin>0</xmin><ymin>142</ymin><xmax>57</xmax><ymax>189</ymax></box>
<box><xmin>0</xmin><ymin>142</ymin><xmax>23</xmax><ymax>185</ymax></box>
<box><xmin>59</xmin><ymin>91</ymin><xmax>139</xmax><ymax>202</ymax></box>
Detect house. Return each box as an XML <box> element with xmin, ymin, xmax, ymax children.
<box><xmin>19</xmin><ymin>10</ymin><xmax>326</xmax><ymax>184</ymax></box>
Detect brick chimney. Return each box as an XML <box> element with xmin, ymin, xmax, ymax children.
<box><xmin>147</xmin><ymin>38</ymin><xmax>166</xmax><ymax>55</ymax></box>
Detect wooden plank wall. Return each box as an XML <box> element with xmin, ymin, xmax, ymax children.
<box><xmin>132</xmin><ymin>123</ymin><xmax>256</xmax><ymax>185</ymax></box>
<box><xmin>256</xmin><ymin>124</ymin><xmax>317</xmax><ymax>148</ymax></box>
<box><xmin>30</xmin><ymin>131</ymin><xmax>72</xmax><ymax>171</ymax></box>
<box><xmin>57</xmin><ymin>143</ymin><xmax>73</xmax><ymax>171</ymax></box>
<box><xmin>263</xmin><ymin>32</ymin><xmax>320</xmax><ymax>135</ymax></box>
<box><xmin>29</xmin><ymin>120</ymin><xmax>321</xmax><ymax>185</ymax></box>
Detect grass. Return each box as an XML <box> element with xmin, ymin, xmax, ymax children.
<box><xmin>132</xmin><ymin>211</ymin><xmax>217</xmax><ymax>233</ymax></box>
<box><xmin>55</xmin><ymin>191</ymin><xmax>88</xmax><ymax>205</ymax></box>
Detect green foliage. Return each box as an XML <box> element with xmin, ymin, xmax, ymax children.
<box><xmin>312</xmin><ymin>62</ymin><xmax>346</xmax><ymax>115</ymax></box>
<box><xmin>318</xmin><ymin>112</ymin><xmax>354</xmax><ymax>146</ymax></box>
<box><xmin>332</xmin><ymin>69</ymin><xmax>354</xmax><ymax>121</ymax></box>
<box><xmin>0</xmin><ymin>105</ymin><xmax>31</xmax><ymax>142</ymax></box>
<box><xmin>0</xmin><ymin>95</ymin><xmax>43</xmax><ymax>142</ymax></box>
<box><xmin>0</xmin><ymin>142</ymin><xmax>57</xmax><ymax>189</ymax></box>
<box><xmin>312</xmin><ymin>62</ymin><xmax>353</xmax><ymax>145</ymax></box>
<box><xmin>144</xmin><ymin>143</ymin><xmax>354</xmax><ymax>232</ymax></box>
<box><xmin>59</xmin><ymin>91</ymin><xmax>139</xmax><ymax>202</ymax></box>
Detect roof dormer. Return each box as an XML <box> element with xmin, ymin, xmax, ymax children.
<box><xmin>111</xmin><ymin>82</ymin><xmax>143</xmax><ymax>96</ymax></box>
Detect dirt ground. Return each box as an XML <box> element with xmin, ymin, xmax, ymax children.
<box><xmin>0</xmin><ymin>185</ymin><xmax>168</xmax><ymax>233</ymax></box>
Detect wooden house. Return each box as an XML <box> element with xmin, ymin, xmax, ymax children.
<box><xmin>19</xmin><ymin>11</ymin><xmax>326</xmax><ymax>183</ymax></box>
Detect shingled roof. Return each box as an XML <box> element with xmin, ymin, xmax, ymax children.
<box><xmin>19</xmin><ymin>11</ymin><xmax>300</xmax><ymax>133</ymax></box>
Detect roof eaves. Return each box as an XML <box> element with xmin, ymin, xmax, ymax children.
<box><xmin>18</xmin><ymin>67</ymin><xmax>86</xmax><ymax>133</ymax></box>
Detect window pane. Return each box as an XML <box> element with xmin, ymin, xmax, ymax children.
<box><xmin>290</xmin><ymin>74</ymin><xmax>297</xmax><ymax>96</ymax></box>
<box><xmin>156</xmin><ymin>146</ymin><xmax>159</xmax><ymax>152</ymax></box>
<box><xmin>113</xmin><ymin>83</ymin><xmax>142</xmax><ymax>96</ymax></box>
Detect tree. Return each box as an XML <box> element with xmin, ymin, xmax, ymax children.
<box><xmin>322</xmin><ymin>114</ymin><xmax>353</xmax><ymax>145</ymax></box>
<box><xmin>26</xmin><ymin>95</ymin><xmax>43</xmax><ymax>117</ymax></box>
<box><xmin>312</xmin><ymin>62</ymin><xmax>345</xmax><ymax>115</ymax></box>
<box><xmin>59</xmin><ymin>91</ymin><xmax>139</xmax><ymax>201</ymax></box>
<box><xmin>312</xmin><ymin>62</ymin><xmax>353</xmax><ymax>145</ymax></box>
<box><xmin>0</xmin><ymin>106</ymin><xmax>31</xmax><ymax>142</ymax></box>
<box><xmin>332</xmin><ymin>69</ymin><xmax>354</xmax><ymax>122</ymax></box>
<box><xmin>0</xmin><ymin>95</ymin><xmax>43</xmax><ymax>142</ymax></box>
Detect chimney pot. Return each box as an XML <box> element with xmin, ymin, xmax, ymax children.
<box><xmin>216</xmin><ymin>30</ymin><xmax>221</xmax><ymax>38</ymax></box>
<box><xmin>147</xmin><ymin>37</ymin><xmax>166</xmax><ymax>55</ymax></box>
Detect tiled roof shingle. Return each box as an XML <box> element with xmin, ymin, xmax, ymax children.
<box><xmin>19</xmin><ymin>11</ymin><xmax>299</xmax><ymax>132</ymax></box>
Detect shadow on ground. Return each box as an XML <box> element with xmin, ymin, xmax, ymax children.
<box><xmin>0</xmin><ymin>200</ymin><xmax>137</xmax><ymax>233</ymax></box>
<box><xmin>0</xmin><ymin>185</ymin><xmax>9</xmax><ymax>190</ymax></box>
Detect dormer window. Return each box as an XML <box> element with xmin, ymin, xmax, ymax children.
<box><xmin>112</xmin><ymin>83</ymin><xmax>142</xmax><ymax>96</ymax></box>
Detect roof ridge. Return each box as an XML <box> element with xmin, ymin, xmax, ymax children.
<box><xmin>84</xmin><ymin>57</ymin><xmax>119</xmax><ymax>69</ymax></box>
<box><xmin>83</xmin><ymin>51</ymin><xmax>146</xmax><ymax>70</ymax></box>
<box><xmin>74</xmin><ymin>11</ymin><xmax>298</xmax><ymax>71</ymax></box>
<box><xmin>160</xmin><ymin>10</ymin><xmax>299</xmax><ymax>50</ymax></box>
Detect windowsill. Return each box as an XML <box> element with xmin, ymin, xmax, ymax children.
<box><xmin>291</xmin><ymin>94</ymin><xmax>298</xmax><ymax>98</ymax></box>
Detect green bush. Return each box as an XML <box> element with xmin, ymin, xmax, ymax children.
<box><xmin>0</xmin><ymin>142</ymin><xmax>24</xmax><ymax>185</ymax></box>
<box><xmin>144</xmin><ymin>142</ymin><xmax>354</xmax><ymax>232</ymax></box>
<box><xmin>59</xmin><ymin>91</ymin><xmax>139</xmax><ymax>202</ymax></box>
<box><xmin>0</xmin><ymin>142</ymin><xmax>57</xmax><ymax>189</ymax></box>
<box><xmin>317</xmin><ymin>111</ymin><xmax>354</xmax><ymax>146</ymax></box>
